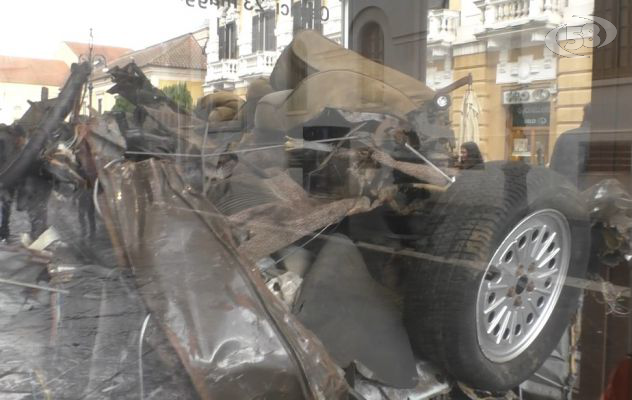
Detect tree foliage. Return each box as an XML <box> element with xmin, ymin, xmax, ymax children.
<box><xmin>111</xmin><ymin>95</ymin><xmax>136</xmax><ymax>113</ymax></box>
<box><xmin>162</xmin><ymin>82</ymin><xmax>193</xmax><ymax>111</ymax></box>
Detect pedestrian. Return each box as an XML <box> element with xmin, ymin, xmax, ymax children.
<box><xmin>459</xmin><ymin>141</ymin><xmax>484</xmax><ymax>169</ymax></box>
<box><xmin>549</xmin><ymin>103</ymin><xmax>591</xmax><ymax>188</ymax></box>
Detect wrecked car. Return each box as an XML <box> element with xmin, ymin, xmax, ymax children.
<box><xmin>0</xmin><ymin>31</ymin><xmax>592</xmax><ymax>399</ymax></box>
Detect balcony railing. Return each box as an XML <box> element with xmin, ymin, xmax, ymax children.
<box><xmin>241</xmin><ymin>51</ymin><xmax>279</xmax><ymax>77</ymax></box>
<box><xmin>208</xmin><ymin>51</ymin><xmax>281</xmax><ymax>84</ymax></box>
<box><xmin>208</xmin><ymin>58</ymin><xmax>240</xmax><ymax>82</ymax></box>
<box><xmin>476</xmin><ymin>0</ymin><xmax>562</xmax><ymax>29</ymax></box>
<box><xmin>428</xmin><ymin>9</ymin><xmax>460</xmax><ymax>44</ymax></box>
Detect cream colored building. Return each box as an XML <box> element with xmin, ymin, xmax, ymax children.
<box><xmin>89</xmin><ymin>28</ymin><xmax>208</xmax><ymax>114</ymax></box>
<box><xmin>56</xmin><ymin>41</ymin><xmax>132</xmax><ymax>68</ymax></box>
<box><xmin>426</xmin><ymin>0</ymin><xmax>595</xmax><ymax>163</ymax></box>
<box><xmin>0</xmin><ymin>56</ymin><xmax>69</xmax><ymax>124</ymax></box>
<box><xmin>205</xmin><ymin>0</ymin><xmax>343</xmax><ymax>95</ymax></box>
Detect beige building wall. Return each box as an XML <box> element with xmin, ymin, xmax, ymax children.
<box><xmin>55</xmin><ymin>44</ymin><xmax>80</xmax><ymax>67</ymax></box>
<box><xmin>0</xmin><ymin>82</ymin><xmax>60</xmax><ymax>124</ymax></box>
<box><xmin>447</xmin><ymin>43</ymin><xmax>593</xmax><ymax>163</ymax></box>
<box><xmin>451</xmin><ymin>51</ymin><xmax>505</xmax><ymax>161</ymax></box>
<box><xmin>434</xmin><ymin>0</ymin><xmax>595</xmax><ymax>163</ymax></box>
<box><xmin>554</xmin><ymin>42</ymin><xmax>593</xmax><ymax>140</ymax></box>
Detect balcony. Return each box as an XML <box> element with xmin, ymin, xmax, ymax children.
<box><xmin>427</xmin><ymin>9</ymin><xmax>460</xmax><ymax>60</ymax></box>
<box><xmin>240</xmin><ymin>51</ymin><xmax>280</xmax><ymax>78</ymax></box>
<box><xmin>207</xmin><ymin>51</ymin><xmax>282</xmax><ymax>90</ymax></box>
<box><xmin>474</xmin><ymin>0</ymin><xmax>563</xmax><ymax>45</ymax></box>
<box><xmin>428</xmin><ymin>9</ymin><xmax>460</xmax><ymax>44</ymax></box>
<box><xmin>475</xmin><ymin>0</ymin><xmax>563</xmax><ymax>30</ymax></box>
<box><xmin>208</xmin><ymin>58</ymin><xmax>240</xmax><ymax>84</ymax></box>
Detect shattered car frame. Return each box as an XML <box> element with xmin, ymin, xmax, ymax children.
<box><xmin>0</xmin><ymin>31</ymin><xmax>595</xmax><ymax>399</ymax></box>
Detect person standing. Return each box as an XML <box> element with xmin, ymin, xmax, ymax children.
<box><xmin>550</xmin><ymin>104</ymin><xmax>591</xmax><ymax>188</ymax></box>
<box><xmin>458</xmin><ymin>141</ymin><xmax>484</xmax><ymax>169</ymax></box>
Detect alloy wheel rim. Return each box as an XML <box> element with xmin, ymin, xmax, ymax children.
<box><xmin>476</xmin><ymin>209</ymin><xmax>571</xmax><ymax>363</ymax></box>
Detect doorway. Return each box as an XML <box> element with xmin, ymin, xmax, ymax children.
<box><xmin>509</xmin><ymin>128</ymin><xmax>550</xmax><ymax>166</ymax></box>
<box><xmin>359</xmin><ymin>22</ymin><xmax>384</xmax><ymax>64</ymax></box>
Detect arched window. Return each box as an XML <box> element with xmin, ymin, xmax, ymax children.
<box><xmin>359</xmin><ymin>22</ymin><xmax>384</xmax><ymax>64</ymax></box>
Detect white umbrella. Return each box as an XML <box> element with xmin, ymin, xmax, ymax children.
<box><xmin>459</xmin><ymin>85</ymin><xmax>481</xmax><ymax>147</ymax></box>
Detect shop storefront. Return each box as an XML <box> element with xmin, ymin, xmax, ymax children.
<box><xmin>504</xmin><ymin>87</ymin><xmax>554</xmax><ymax>165</ymax></box>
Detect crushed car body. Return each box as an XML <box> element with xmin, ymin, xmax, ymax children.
<box><xmin>0</xmin><ymin>30</ymin><xmax>624</xmax><ymax>400</ymax></box>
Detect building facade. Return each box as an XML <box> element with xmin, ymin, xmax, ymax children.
<box><xmin>425</xmin><ymin>0</ymin><xmax>595</xmax><ymax>163</ymax></box>
<box><xmin>204</xmin><ymin>0</ymin><xmax>343</xmax><ymax>94</ymax></box>
<box><xmin>0</xmin><ymin>56</ymin><xmax>69</xmax><ymax>124</ymax></box>
<box><xmin>342</xmin><ymin>0</ymin><xmax>429</xmax><ymax>82</ymax></box>
<box><xmin>89</xmin><ymin>28</ymin><xmax>208</xmax><ymax>114</ymax></box>
<box><xmin>56</xmin><ymin>41</ymin><xmax>132</xmax><ymax>69</ymax></box>
<box><xmin>202</xmin><ymin>0</ymin><xmax>596</xmax><ymax>165</ymax></box>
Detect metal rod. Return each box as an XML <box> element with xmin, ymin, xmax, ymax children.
<box><xmin>88</xmin><ymin>28</ymin><xmax>93</xmax><ymax>117</ymax></box>
<box><xmin>0</xmin><ymin>277</ymin><xmax>69</xmax><ymax>294</ymax></box>
<box><xmin>404</xmin><ymin>142</ymin><xmax>455</xmax><ymax>184</ymax></box>
<box><xmin>124</xmin><ymin>134</ymin><xmax>365</xmax><ymax>159</ymax></box>
<box><xmin>274</xmin><ymin>223</ymin><xmax>333</xmax><ymax>265</ymax></box>
<box><xmin>628</xmin><ymin>261</ymin><xmax>632</xmax><ymax>354</ymax></box>
<box><xmin>201</xmin><ymin>122</ymin><xmax>210</xmax><ymax>194</ymax></box>
<box><xmin>93</xmin><ymin>158</ymin><xmax>125</xmax><ymax>218</ymax></box>
<box><xmin>138</xmin><ymin>313</ymin><xmax>151</xmax><ymax>400</ymax></box>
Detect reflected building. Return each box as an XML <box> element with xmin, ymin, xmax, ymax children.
<box><xmin>204</xmin><ymin>1</ymin><xmax>429</xmax><ymax>93</ymax></box>
<box><xmin>205</xmin><ymin>0</ymin><xmax>344</xmax><ymax>94</ymax></box>
<box><xmin>425</xmin><ymin>0</ymin><xmax>595</xmax><ymax>164</ymax></box>
<box><xmin>342</xmin><ymin>0</ymin><xmax>429</xmax><ymax>81</ymax></box>
<box><xmin>202</xmin><ymin>0</ymin><xmax>601</xmax><ymax>168</ymax></box>
<box><xmin>587</xmin><ymin>0</ymin><xmax>632</xmax><ymax>190</ymax></box>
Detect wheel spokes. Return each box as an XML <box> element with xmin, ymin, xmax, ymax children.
<box><xmin>536</xmin><ymin>231</ymin><xmax>557</xmax><ymax>261</ymax></box>
<box><xmin>487</xmin><ymin>305</ymin><xmax>508</xmax><ymax>334</ymax></box>
<box><xmin>476</xmin><ymin>210</ymin><xmax>571</xmax><ymax>362</ymax></box>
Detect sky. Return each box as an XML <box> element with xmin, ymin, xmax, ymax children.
<box><xmin>0</xmin><ymin>0</ymin><xmax>210</xmax><ymax>59</ymax></box>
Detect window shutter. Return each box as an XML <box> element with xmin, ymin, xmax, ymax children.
<box><xmin>252</xmin><ymin>15</ymin><xmax>260</xmax><ymax>52</ymax></box>
<box><xmin>258</xmin><ymin>16</ymin><xmax>264</xmax><ymax>52</ymax></box>
<box><xmin>292</xmin><ymin>2</ymin><xmax>301</xmax><ymax>34</ymax></box>
<box><xmin>593</xmin><ymin>0</ymin><xmax>632</xmax><ymax>79</ymax></box>
<box><xmin>229</xmin><ymin>22</ymin><xmax>238</xmax><ymax>58</ymax></box>
<box><xmin>314</xmin><ymin>0</ymin><xmax>322</xmax><ymax>33</ymax></box>
<box><xmin>302</xmin><ymin>0</ymin><xmax>313</xmax><ymax>30</ymax></box>
<box><xmin>218</xmin><ymin>23</ymin><xmax>226</xmax><ymax>59</ymax></box>
<box><xmin>265</xmin><ymin>10</ymin><xmax>276</xmax><ymax>51</ymax></box>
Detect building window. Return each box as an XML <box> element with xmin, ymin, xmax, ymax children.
<box><xmin>218</xmin><ymin>21</ymin><xmax>238</xmax><ymax>60</ymax></box>
<box><xmin>293</xmin><ymin>0</ymin><xmax>322</xmax><ymax>34</ymax></box>
<box><xmin>98</xmin><ymin>98</ymin><xmax>103</xmax><ymax>115</ymax></box>
<box><xmin>593</xmin><ymin>0</ymin><xmax>632</xmax><ymax>79</ymax></box>
<box><xmin>359</xmin><ymin>22</ymin><xmax>384</xmax><ymax>64</ymax></box>
<box><xmin>428</xmin><ymin>0</ymin><xmax>449</xmax><ymax>10</ymax></box>
<box><xmin>252</xmin><ymin>10</ymin><xmax>277</xmax><ymax>52</ymax></box>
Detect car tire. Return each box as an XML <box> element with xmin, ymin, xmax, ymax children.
<box><xmin>403</xmin><ymin>161</ymin><xmax>590</xmax><ymax>391</ymax></box>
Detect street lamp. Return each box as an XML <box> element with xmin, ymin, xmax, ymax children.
<box><xmin>79</xmin><ymin>29</ymin><xmax>106</xmax><ymax>116</ymax></box>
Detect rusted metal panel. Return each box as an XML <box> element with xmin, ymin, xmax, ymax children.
<box><xmin>98</xmin><ymin>159</ymin><xmax>349</xmax><ymax>399</ymax></box>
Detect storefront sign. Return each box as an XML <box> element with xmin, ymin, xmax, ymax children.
<box><xmin>503</xmin><ymin>88</ymin><xmax>552</xmax><ymax>104</ymax></box>
<box><xmin>510</xmin><ymin>103</ymin><xmax>550</xmax><ymax>127</ymax></box>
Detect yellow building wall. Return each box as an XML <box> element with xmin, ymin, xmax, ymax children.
<box><xmin>553</xmin><ymin>41</ymin><xmax>593</xmax><ymax>145</ymax></box>
<box><xmin>0</xmin><ymin>82</ymin><xmax>60</xmax><ymax>124</ymax></box>
<box><xmin>158</xmin><ymin>80</ymin><xmax>205</xmax><ymax>105</ymax></box>
<box><xmin>452</xmin><ymin>51</ymin><xmax>506</xmax><ymax>161</ymax></box>
<box><xmin>450</xmin><ymin>42</ymin><xmax>593</xmax><ymax>162</ymax></box>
